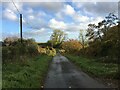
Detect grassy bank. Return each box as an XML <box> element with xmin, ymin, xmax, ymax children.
<box><xmin>66</xmin><ymin>54</ymin><xmax>118</xmax><ymax>79</ymax></box>
<box><xmin>2</xmin><ymin>55</ymin><xmax>52</xmax><ymax>88</ymax></box>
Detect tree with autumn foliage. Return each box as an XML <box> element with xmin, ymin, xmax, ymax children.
<box><xmin>61</xmin><ymin>39</ymin><xmax>83</xmax><ymax>54</ymax></box>
<box><xmin>48</xmin><ymin>29</ymin><xmax>67</xmax><ymax>48</ymax></box>
<box><xmin>83</xmin><ymin>13</ymin><xmax>119</xmax><ymax>63</ymax></box>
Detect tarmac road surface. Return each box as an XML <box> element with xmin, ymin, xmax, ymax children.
<box><xmin>44</xmin><ymin>53</ymin><xmax>108</xmax><ymax>88</ymax></box>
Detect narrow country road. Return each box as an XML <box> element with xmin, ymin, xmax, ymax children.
<box><xmin>44</xmin><ymin>53</ymin><xmax>108</xmax><ymax>88</ymax></box>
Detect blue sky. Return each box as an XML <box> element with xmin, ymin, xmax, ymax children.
<box><xmin>1</xmin><ymin>1</ymin><xmax>118</xmax><ymax>42</ymax></box>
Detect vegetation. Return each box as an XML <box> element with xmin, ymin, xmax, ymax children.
<box><xmin>61</xmin><ymin>13</ymin><xmax>119</xmax><ymax>85</ymax></box>
<box><xmin>66</xmin><ymin>54</ymin><xmax>119</xmax><ymax>79</ymax></box>
<box><xmin>2</xmin><ymin>55</ymin><xmax>52</xmax><ymax>88</ymax></box>
<box><xmin>61</xmin><ymin>39</ymin><xmax>83</xmax><ymax>54</ymax></box>
<box><xmin>79</xmin><ymin>13</ymin><xmax>119</xmax><ymax>64</ymax></box>
<box><xmin>2</xmin><ymin>12</ymin><xmax>119</xmax><ymax>88</ymax></box>
<box><xmin>79</xmin><ymin>29</ymin><xmax>88</xmax><ymax>49</ymax></box>
<box><xmin>2</xmin><ymin>38</ymin><xmax>39</xmax><ymax>64</ymax></box>
<box><xmin>2</xmin><ymin>38</ymin><xmax>53</xmax><ymax>88</ymax></box>
<box><xmin>38</xmin><ymin>46</ymin><xmax>56</xmax><ymax>56</ymax></box>
<box><xmin>47</xmin><ymin>29</ymin><xmax>67</xmax><ymax>48</ymax></box>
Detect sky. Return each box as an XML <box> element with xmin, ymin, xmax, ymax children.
<box><xmin>0</xmin><ymin>0</ymin><xmax>119</xmax><ymax>42</ymax></box>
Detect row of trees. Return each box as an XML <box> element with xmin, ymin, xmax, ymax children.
<box><xmin>3</xmin><ymin>13</ymin><xmax>119</xmax><ymax>64</ymax></box>
<box><xmin>82</xmin><ymin>13</ymin><xmax>119</xmax><ymax>63</ymax></box>
<box><xmin>86</xmin><ymin>13</ymin><xmax>119</xmax><ymax>42</ymax></box>
<box><xmin>47</xmin><ymin>13</ymin><xmax>119</xmax><ymax>63</ymax></box>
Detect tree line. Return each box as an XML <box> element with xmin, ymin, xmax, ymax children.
<box><xmin>47</xmin><ymin>13</ymin><xmax>119</xmax><ymax>63</ymax></box>
<box><xmin>2</xmin><ymin>13</ymin><xmax>119</xmax><ymax>64</ymax></box>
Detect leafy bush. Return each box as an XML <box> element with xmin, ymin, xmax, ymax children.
<box><xmin>80</xmin><ymin>25</ymin><xmax>119</xmax><ymax>63</ymax></box>
<box><xmin>38</xmin><ymin>46</ymin><xmax>56</xmax><ymax>56</ymax></box>
<box><xmin>2</xmin><ymin>38</ymin><xmax>39</xmax><ymax>63</ymax></box>
<box><xmin>61</xmin><ymin>39</ymin><xmax>83</xmax><ymax>54</ymax></box>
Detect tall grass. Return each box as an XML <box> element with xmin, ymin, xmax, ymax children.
<box><xmin>2</xmin><ymin>55</ymin><xmax>52</xmax><ymax>88</ymax></box>
<box><xmin>66</xmin><ymin>54</ymin><xmax>118</xmax><ymax>79</ymax></box>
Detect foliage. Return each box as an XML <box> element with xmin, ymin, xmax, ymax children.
<box><xmin>66</xmin><ymin>54</ymin><xmax>119</xmax><ymax>79</ymax></box>
<box><xmin>82</xmin><ymin>13</ymin><xmax>119</xmax><ymax>63</ymax></box>
<box><xmin>61</xmin><ymin>39</ymin><xmax>83</xmax><ymax>54</ymax></box>
<box><xmin>86</xmin><ymin>13</ymin><xmax>119</xmax><ymax>42</ymax></box>
<box><xmin>49</xmin><ymin>29</ymin><xmax>67</xmax><ymax>48</ymax></box>
<box><xmin>2</xmin><ymin>55</ymin><xmax>52</xmax><ymax>88</ymax></box>
<box><xmin>83</xmin><ymin>25</ymin><xmax>119</xmax><ymax>63</ymax></box>
<box><xmin>38</xmin><ymin>46</ymin><xmax>56</xmax><ymax>56</ymax></box>
<box><xmin>2</xmin><ymin>38</ymin><xmax>39</xmax><ymax>63</ymax></box>
<box><xmin>79</xmin><ymin>29</ymin><xmax>88</xmax><ymax>48</ymax></box>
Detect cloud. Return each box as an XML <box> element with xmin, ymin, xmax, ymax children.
<box><xmin>49</xmin><ymin>18</ymin><xmax>86</xmax><ymax>32</ymax></box>
<box><xmin>21</xmin><ymin>9</ymin><xmax>49</xmax><ymax>29</ymax></box>
<box><xmin>55</xmin><ymin>12</ymin><xmax>63</xmax><ymax>20</ymax></box>
<box><xmin>49</xmin><ymin>18</ymin><xmax>66</xmax><ymax>30</ymax></box>
<box><xmin>2</xmin><ymin>32</ymin><xmax>19</xmax><ymax>40</ymax></box>
<box><xmin>74</xmin><ymin>2</ymin><xmax>118</xmax><ymax>17</ymax></box>
<box><xmin>49</xmin><ymin>16</ymin><xmax>104</xmax><ymax>33</ymax></box>
<box><xmin>73</xmin><ymin>13</ymin><xmax>89</xmax><ymax>23</ymax></box>
<box><xmin>25</xmin><ymin>8</ymin><xmax>33</xmax><ymax>14</ymax></box>
<box><xmin>37</xmin><ymin>11</ymin><xmax>47</xmax><ymax>17</ymax></box>
<box><xmin>90</xmin><ymin>17</ymin><xmax>103</xmax><ymax>25</ymax></box>
<box><xmin>23</xmin><ymin>28</ymin><xmax>46</xmax><ymax>36</ymax></box>
<box><xmin>2</xmin><ymin>2</ymin><xmax>23</xmax><ymax>21</ymax></box>
<box><xmin>23</xmin><ymin>28</ymin><xmax>52</xmax><ymax>42</ymax></box>
<box><xmin>3</xmin><ymin>8</ymin><xmax>18</xmax><ymax>21</ymax></box>
<box><xmin>3</xmin><ymin>2</ymin><xmax>23</xmax><ymax>13</ymax></box>
<box><xmin>25</xmin><ymin>2</ymin><xmax>64</xmax><ymax>12</ymax></box>
<box><xmin>64</xmin><ymin>4</ymin><xmax>75</xmax><ymax>16</ymax></box>
<box><xmin>55</xmin><ymin>4</ymin><xmax>90</xmax><ymax>23</ymax></box>
<box><xmin>2</xmin><ymin>2</ymin><xmax>114</xmax><ymax>42</ymax></box>
<box><xmin>28</xmin><ymin>15</ymin><xmax>35</xmax><ymax>20</ymax></box>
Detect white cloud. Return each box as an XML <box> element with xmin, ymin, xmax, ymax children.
<box><xmin>26</xmin><ymin>8</ymin><xmax>33</xmax><ymax>14</ymax></box>
<box><xmin>22</xmin><ymin>18</ymin><xmax>26</xmax><ymax>23</ymax></box>
<box><xmin>28</xmin><ymin>15</ymin><xmax>35</xmax><ymax>20</ymax></box>
<box><xmin>64</xmin><ymin>4</ymin><xmax>75</xmax><ymax>16</ymax></box>
<box><xmin>37</xmin><ymin>11</ymin><xmax>47</xmax><ymax>17</ymax></box>
<box><xmin>49</xmin><ymin>16</ymin><xmax>104</xmax><ymax>34</ymax></box>
<box><xmin>73</xmin><ymin>13</ymin><xmax>89</xmax><ymax>23</ymax></box>
<box><xmin>49</xmin><ymin>18</ymin><xmax>87</xmax><ymax>32</ymax></box>
<box><xmin>55</xmin><ymin>4</ymin><xmax>90</xmax><ymax>23</ymax></box>
<box><xmin>74</xmin><ymin>2</ymin><xmax>118</xmax><ymax>17</ymax></box>
<box><xmin>2</xmin><ymin>2</ymin><xmax>108</xmax><ymax>42</ymax></box>
<box><xmin>55</xmin><ymin>12</ymin><xmax>63</xmax><ymax>20</ymax></box>
<box><xmin>3</xmin><ymin>9</ymin><xmax>18</xmax><ymax>21</ymax></box>
<box><xmin>23</xmin><ymin>28</ymin><xmax>52</xmax><ymax>39</ymax></box>
<box><xmin>2</xmin><ymin>32</ymin><xmax>19</xmax><ymax>41</ymax></box>
<box><xmin>90</xmin><ymin>17</ymin><xmax>103</xmax><ymax>25</ymax></box>
<box><xmin>2</xmin><ymin>2</ymin><xmax>23</xmax><ymax>21</ymax></box>
<box><xmin>25</xmin><ymin>2</ymin><xmax>63</xmax><ymax>12</ymax></box>
<box><xmin>22</xmin><ymin>10</ymin><xmax>48</xmax><ymax>29</ymax></box>
<box><xmin>4</xmin><ymin>2</ymin><xmax>23</xmax><ymax>13</ymax></box>
<box><xmin>49</xmin><ymin>18</ymin><xmax>66</xmax><ymax>30</ymax></box>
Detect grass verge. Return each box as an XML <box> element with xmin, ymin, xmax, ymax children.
<box><xmin>2</xmin><ymin>55</ymin><xmax>52</xmax><ymax>88</ymax></box>
<box><xmin>65</xmin><ymin>54</ymin><xmax>118</xmax><ymax>79</ymax></box>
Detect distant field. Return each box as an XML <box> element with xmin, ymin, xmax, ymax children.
<box><xmin>66</xmin><ymin>54</ymin><xmax>118</xmax><ymax>79</ymax></box>
<box><xmin>2</xmin><ymin>55</ymin><xmax>52</xmax><ymax>88</ymax></box>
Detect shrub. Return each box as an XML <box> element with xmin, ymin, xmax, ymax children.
<box><xmin>61</xmin><ymin>39</ymin><xmax>83</xmax><ymax>54</ymax></box>
<box><xmin>2</xmin><ymin>38</ymin><xmax>39</xmax><ymax>63</ymax></box>
<box><xmin>38</xmin><ymin>46</ymin><xmax>56</xmax><ymax>56</ymax></box>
